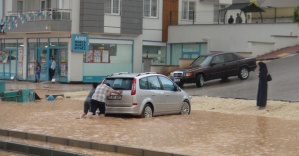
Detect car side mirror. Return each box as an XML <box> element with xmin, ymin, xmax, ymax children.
<box><xmin>173</xmin><ymin>85</ymin><xmax>178</xmax><ymax>91</ymax></box>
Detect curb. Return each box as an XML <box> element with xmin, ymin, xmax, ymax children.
<box><xmin>0</xmin><ymin>129</ymin><xmax>188</xmax><ymax>156</ymax></box>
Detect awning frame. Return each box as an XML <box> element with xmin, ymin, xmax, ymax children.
<box><xmin>219</xmin><ymin>3</ymin><xmax>265</xmax><ymax>24</ymax></box>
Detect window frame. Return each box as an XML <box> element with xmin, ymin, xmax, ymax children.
<box><xmin>143</xmin><ymin>0</ymin><xmax>158</xmax><ymax>18</ymax></box>
<box><xmin>105</xmin><ymin>0</ymin><xmax>121</xmax><ymax>15</ymax></box>
<box><xmin>182</xmin><ymin>1</ymin><xmax>195</xmax><ymax>21</ymax></box>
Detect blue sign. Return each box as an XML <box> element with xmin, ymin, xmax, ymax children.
<box><xmin>71</xmin><ymin>34</ymin><xmax>89</xmax><ymax>52</ymax></box>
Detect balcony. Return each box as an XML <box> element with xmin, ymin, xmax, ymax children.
<box><xmin>0</xmin><ymin>9</ymin><xmax>72</xmax><ymax>33</ymax></box>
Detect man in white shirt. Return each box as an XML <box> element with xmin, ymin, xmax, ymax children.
<box><xmin>50</xmin><ymin>57</ymin><xmax>56</xmax><ymax>80</ymax></box>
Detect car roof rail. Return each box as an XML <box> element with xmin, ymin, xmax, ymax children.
<box><xmin>136</xmin><ymin>72</ymin><xmax>158</xmax><ymax>76</ymax></box>
<box><xmin>110</xmin><ymin>72</ymin><xmax>129</xmax><ymax>76</ymax></box>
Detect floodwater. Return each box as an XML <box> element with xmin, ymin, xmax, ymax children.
<box><xmin>1</xmin><ymin>97</ymin><xmax>299</xmax><ymax>156</ymax></box>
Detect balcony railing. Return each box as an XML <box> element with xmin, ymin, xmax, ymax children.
<box><xmin>7</xmin><ymin>9</ymin><xmax>71</xmax><ymax>21</ymax></box>
<box><xmin>0</xmin><ymin>9</ymin><xmax>71</xmax><ymax>33</ymax></box>
<box><xmin>168</xmin><ymin>9</ymin><xmax>297</xmax><ymax>25</ymax></box>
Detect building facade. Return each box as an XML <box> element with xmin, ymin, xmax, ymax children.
<box><xmin>0</xmin><ymin>0</ymin><xmax>177</xmax><ymax>82</ymax></box>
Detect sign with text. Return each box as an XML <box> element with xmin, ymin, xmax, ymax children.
<box><xmin>71</xmin><ymin>34</ymin><xmax>89</xmax><ymax>52</ymax></box>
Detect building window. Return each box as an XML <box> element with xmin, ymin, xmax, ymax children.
<box><xmin>105</xmin><ymin>0</ymin><xmax>121</xmax><ymax>15</ymax></box>
<box><xmin>144</xmin><ymin>0</ymin><xmax>158</xmax><ymax>18</ymax></box>
<box><xmin>214</xmin><ymin>5</ymin><xmax>225</xmax><ymax>23</ymax></box>
<box><xmin>182</xmin><ymin>1</ymin><xmax>195</xmax><ymax>20</ymax></box>
<box><xmin>17</xmin><ymin>1</ymin><xmax>23</xmax><ymax>12</ymax></box>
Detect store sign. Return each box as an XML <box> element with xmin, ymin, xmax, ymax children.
<box><xmin>71</xmin><ymin>34</ymin><xmax>89</xmax><ymax>52</ymax></box>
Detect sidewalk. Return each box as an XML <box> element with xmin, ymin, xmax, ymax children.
<box><xmin>256</xmin><ymin>44</ymin><xmax>299</xmax><ymax>60</ymax></box>
<box><xmin>3</xmin><ymin>80</ymin><xmax>90</xmax><ymax>92</ymax></box>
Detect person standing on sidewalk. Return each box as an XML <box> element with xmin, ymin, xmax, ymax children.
<box><xmin>48</xmin><ymin>56</ymin><xmax>53</xmax><ymax>81</ymax></box>
<box><xmin>87</xmin><ymin>83</ymin><xmax>122</xmax><ymax>118</ymax></box>
<box><xmin>256</xmin><ymin>62</ymin><xmax>268</xmax><ymax>109</ymax></box>
<box><xmin>50</xmin><ymin>57</ymin><xmax>56</xmax><ymax>81</ymax></box>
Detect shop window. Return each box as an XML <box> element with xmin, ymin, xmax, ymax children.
<box><xmin>84</xmin><ymin>49</ymin><xmax>110</xmax><ymax>63</ymax></box>
<box><xmin>84</xmin><ymin>44</ymin><xmax>120</xmax><ymax>63</ymax></box>
<box><xmin>143</xmin><ymin>45</ymin><xmax>166</xmax><ymax>65</ymax></box>
<box><xmin>28</xmin><ymin>49</ymin><xmax>36</xmax><ymax>78</ymax></box>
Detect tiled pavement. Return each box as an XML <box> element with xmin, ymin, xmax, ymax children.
<box><xmin>257</xmin><ymin>44</ymin><xmax>299</xmax><ymax>60</ymax></box>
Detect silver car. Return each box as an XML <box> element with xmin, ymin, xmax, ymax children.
<box><xmin>103</xmin><ymin>72</ymin><xmax>191</xmax><ymax>118</ymax></box>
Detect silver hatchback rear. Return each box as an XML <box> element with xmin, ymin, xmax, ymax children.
<box><xmin>104</xmin><ymin>72</ymin><xmax>191</xmax><ymax>118</ymax></box>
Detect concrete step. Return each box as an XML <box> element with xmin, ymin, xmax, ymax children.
<box><xmin>0</xmin><ymin>136</ymin><xmax>129</xmax><ymax>156</ymax></box>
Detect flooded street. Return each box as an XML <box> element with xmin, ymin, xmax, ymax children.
<box><xmin>1</xmin><ymin>91</ymin><xmax>299</xmax><ymax>155</ymax></box>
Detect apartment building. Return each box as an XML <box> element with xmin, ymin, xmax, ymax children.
<box><xmin>0</xmin><ymin>0</ymin><xmax>170</xmax><ymax>82</ymax></box>
<box><xmin>0</xmin><ymin>0</ymin><xmax>235</xmax><ymax>82</ymax></box>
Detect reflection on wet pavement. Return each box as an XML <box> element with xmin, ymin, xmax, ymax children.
<box><xmin>1</xmin><ymin>99</ymin><xmax>299</xmax><ymax>156</ymax></box>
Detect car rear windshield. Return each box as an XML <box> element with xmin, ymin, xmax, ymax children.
<box><xmin>105</xmin><ymin>78</ymin><xmax>133</xmax><ymax>90</ymax></box>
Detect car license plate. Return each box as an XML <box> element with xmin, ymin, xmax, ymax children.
<box><xmin>174</xmin><ymin>79</ymin><xmax>180</xmax><ymax>82</ymax></box>
<box><xmin>107</xmin><ymin>95</ymin><xmax>122</xmax><ymax>100</ymax></box>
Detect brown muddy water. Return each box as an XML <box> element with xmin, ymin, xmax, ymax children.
<box><xmin>0</xmin><ymin>90</ymin><xmax>299</xmax><ymax>155</ymax></box>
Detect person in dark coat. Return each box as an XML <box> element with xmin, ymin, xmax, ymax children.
<box><xmin>257</xmin><ymin>62</ymin><xmax>268</xmax><ymax>109</ymax></box>
<box><xmin>228</xmin><ymin>15</ymin><xmax>234</xmax><ymax>24</ymax></box>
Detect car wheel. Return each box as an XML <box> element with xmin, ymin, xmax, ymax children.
<box><xmin>196</xmin><ymin>74</ymin><xmax>204</xmax><ymax>88</ymax></box>
<box><xmin>238</xmin><ymin>67</ymin><xmax>249</xmax><ymax>80</ymax></box>
<box><xmin>180</xmin><ymin>101</ymin><xmax>190</xmax><ymax>115</ymax></box>
<box><xmin>141</xmin><ymin>104</ymin><xmax>153</xmax><ymax>118</ymax></box>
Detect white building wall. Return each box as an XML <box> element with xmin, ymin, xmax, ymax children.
<box><xmin>4</xmin><ymin>0</ymin><xmax>12</xmax><ymax>15</ymax></box>
<box><xmin>69</xmin><ymin>0</ymin><xmax>83</xmax><ymax>82</ymax></box>
<box><xmin>168</xmin><ymin>23</ymin><xmax>299</xmax><ymax>56</ymax></box>
<box><xmin>104</xmin><ymin>15</ymin><xmax>121</xmax><ymax>34</ymax></box>
<box><xmin>142</xmin><ymin>0</ymin><xmax>163</xmax><ymax>41</ymax></box>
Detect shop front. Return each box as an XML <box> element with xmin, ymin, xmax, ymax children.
<box><xmin>82</xmin><ymin>38</ymin><xmax>134</xmax><ymax>83</ymax></box>
<box><xmin>27</xmin><ymin>38</ymin><xmax>68</xmax><ymax>82</ymax></box>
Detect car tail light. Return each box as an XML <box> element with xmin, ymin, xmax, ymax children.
<box><xmin>131</xmin><ymin>78</ymin><xmax>136</xmax><ymax>95</ymax></box>
<box><xmin>132</xmin><ymin>103</ymin><xmax>137</xmax><ymax>106</ymax></box>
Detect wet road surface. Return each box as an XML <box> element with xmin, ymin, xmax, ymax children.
<box><xmin>183</xmin><ymin>53</ymin><xmax>299</xmax><ymax>102</ymax></box>
<box><xmin>0</xmin><ymin>99</ymin><xmax>299</xmax><ymax>156</ymax></box>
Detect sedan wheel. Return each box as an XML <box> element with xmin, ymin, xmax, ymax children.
<box><xmin>238</xmin><ymin>67</ymin><xmax>249</xmax><ymax>80</ymax></box>
<box><xmin>196</xmin><ymin>74</ymin><xmax>204</xmax><ymax>88</ymax></box>
<box><xmin>141</xmin><ymin>104</ymin><xmax>153</xmax><ymax>118</ymax></box>
<box><xmin>180</xmin><ymin>101</ymin><xmax>190</xmax><ymax>115</ymax></box>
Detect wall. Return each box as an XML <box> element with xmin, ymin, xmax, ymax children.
<box><xmin>162</xmin><ymin>0</ymin><xmax>178</xmax><ymax>42</ymax></box>
<box><xmin>80</xmin><ymin>0</ymin><xmax>104</xmax><ymax>33</ymax></box>
<box><xmin>143</xmin><ymin>0</ymin><xmax>164</xmax><ymax>41</ymax></box>
<box><xmin>121</xmin><ymin>0</ymin><xmax>143</xmax><ymax>35</ymax></box>
<box><xmin>168</xmin><ymin>23</ymin><xmax>299</xmax><ymax>56</ymax></box>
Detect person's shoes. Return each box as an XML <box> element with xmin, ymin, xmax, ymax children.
<box><xmin>80</xmin><ymin>113</ymin><xmax>86</xmax><ymax>118</ymax></box>
<box><xmin>258</xmin><ymin>107</ymin><xmax>265</xmax><ymax>110</ymax></box>
<box><xmin>96</xmin><ymin>111</ymin><xmax>100</xmax><ymax>115</ymax></box>
<box><xmin>86</xmin><ymin>112</ymin><xmax>93</xmax><ymax>119</ymax></box>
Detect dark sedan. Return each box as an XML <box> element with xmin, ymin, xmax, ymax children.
<box><xmin>170</xmin><ymin>52</ymin><xmax>257</xmax><ymax>87</ymax></box>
